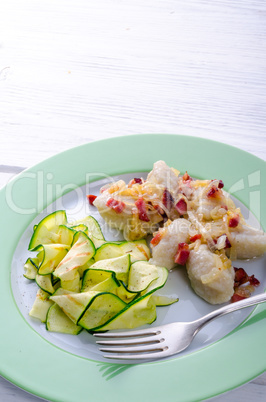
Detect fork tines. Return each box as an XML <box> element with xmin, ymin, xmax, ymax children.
<box><xmin>93</xmin><ymin>328</ymin><xmax>161</xmax><ymax>339</ymax></box>
<box><xmin>93</xmin><ymin>328</ymin><xmax>168</xmax><ymax>360</ymax></box>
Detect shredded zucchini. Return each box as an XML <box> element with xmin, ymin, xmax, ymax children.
<box><xmin>24</xmin><ymin>210</ymin><xmax>178</xmax><ymax>334</ymax></box>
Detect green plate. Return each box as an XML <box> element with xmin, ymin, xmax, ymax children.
<box><xmin>1</xmin><ymin>134</ymin><xmax>265</xmax><ymax>402</ymax></box>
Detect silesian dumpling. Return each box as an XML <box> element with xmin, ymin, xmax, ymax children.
<box><xmin>229</xmin><ymin>225</ymin><xmax>266</xmax><ymax>259</ymax></box>
<box><xmin>93</xmin><ymin>161</ymin><xmax>180</xmax><ymax>241</ymax></box>
<box><xmin>186</xmin><ymin>244</ymin><xmax>235</xmax><ymax>304</ymax></box>
<box><xmin>149</xmin><ymin>219</ymin><xmax>191</xmax><ymax>270</ymax></box>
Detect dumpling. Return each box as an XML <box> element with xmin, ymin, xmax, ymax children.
<box><xmin>229</xmin><ymin>225</ymin><xmax>266</xmax><ymax>259</ymax></box>
<box><xmin>186</xmin><ymin>244</ymin><xmax>235</xmax><ymax>304</ymax></box>
<box><xmin>149</xmin><ymin>218</ymin><xmax>191</xmax><ymax>270</ymax></box>
<box><xmin>93</xmin><ymin>177</ymin><xmax>164</xmax><ymax>240</ymax></box>
<box><xmin>146</xmin><ymin>160</ymin><xmax>180</xmax><ymax>195</ymax></box>
<box><xmin>93</xmin><ymin>161</ymin><xmax>182</xmax><ymax>241</ymax></box>
<box><xmin>189</xmin><ymin>180</ymin><xmax>234</xmax><ymax>221</ymax></box>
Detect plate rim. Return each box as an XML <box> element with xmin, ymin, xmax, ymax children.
<box><xmin>1</xmin><ymin>133</ymin><xmax>265</xmax><ymax>402</ymax></box>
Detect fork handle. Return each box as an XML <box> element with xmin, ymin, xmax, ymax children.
<box><xmin>194</xmin><ymin>292</ymin><xmax>266</xmax><ymax>332</ymax></box>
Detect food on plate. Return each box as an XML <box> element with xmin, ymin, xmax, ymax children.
<box><xmin>228</xmin><ymin>225</ymin><xmax>266</xmax><ymax>259</ymax></box>
<box><xmin>149</xmin><ymin>218</ymin><xmax>191</xmax><ymax>269</ymax></box>
<box><xmin>91</xmin><ymin>161</ymin><xmax>264</xmax><ymax>304</ymax></box>
<box><xmin>24</xmin><ymin>210</ymin><xmax>178</xmax><ymax>334</ymax></box>
<box><xmin>186</xmin><ymin>244</ymin><xmax>235</xmax><ymax>305</ymax></box>
<box><xmin>93</xmin><ymin>161</ymin><xmax>180</xmax><ymax>241</ymax></box>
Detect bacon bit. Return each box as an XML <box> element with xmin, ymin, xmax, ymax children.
<box><xmin>249</xmin><ymin>275</ymin><xmax>260</xmax><ymax>287</ymax></box>
<box><xmin>225</xmin><ymin>236</ymin><xmax>232</xmax><ymax>248</ymax></box>
<box><xmin>211</xmin><ymin>179</ymin><xmax>224</xmax><ymax>189</ymax></box>
<box><xmin>150</xmin><ymin>232</ymin><xmax>163</xmax><ymax>246</ymax></box>
<box><xmin>207</xmin><ymin>185</ymin><xmax>222</xmax><ymax>199</ymax></box>
<box><xmin>234</xmin><ymin>267</ymin><xmax>247</xmax><ymax>287</ymax></box>
<box><xmin>234</xmin><ymin>267</ymin><xmax>260</xmax><ymax>288</ymax></box>
<box><xmin>128</xmin><ymin>178</ymin><xmax>143</xmax><ymax>187</ymax></box>
<box><xmin>135</xmin><ymin>198</ymin><xmax>150</xmax><ymax>222</ymax></box>
<box><xmin>175</xmin><ymin>198</ymin><xmax>187</xmax><ymax>215</ymax></box>
<box><xmin>232</xmin><ymin>285</ymin><xmax>254</xmax><ymax>302</ymax></box>
<box><xmin>190</xmin><ymin>234</ymin><xmax>202</xmax><ymax>243</ymax></box>
<box><xmin>174</xmin><ymin>243</ymin><xmax>190</xmax><ymax>265</ymax></box>
<box><xmin>133</xmin><ymin>178</ymin><xmax>143</xmax><ymax>184</ymax></box>
<box><xmin>106</xmin><ymin>198</ymin><xmax>126</xmax><ymax>213</ymax></box>
<box><xmin>221</xmin><ymin>205</ymin><xmax>228</xmax><ymax>211</ymax></box>
<box><xmin>228</xmin><ymin>214</ymin><xmax>240</xmax><ymax>228</ymax></box>
<box><xmin>183</xmin><ymin>172</ymin><xmax>191</xmax><ymax>182</ymax></box>
<box><xmin>162</xmin><ymin>189</ymin><xmax>174</xmax><ymax>211</ymax></box>
<box><xmin>87</xmin><ymin>194</ymin><xmax>97</xmax><ymax>205</ymax></box>
<box><xmin>231</xmin><ymin>293</ymin><xmax>247</xmax><ymax>302</ymax></box>
<box><xmin>231</xmin><ymin>267</ymin><xmax>260</xmax><ymax>302</ymax></box>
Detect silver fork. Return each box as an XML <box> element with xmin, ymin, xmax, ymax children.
<box><xmin>94</xmin><ymin>292</ymin><xmax>266</xmax><ymax>360</ymax></box>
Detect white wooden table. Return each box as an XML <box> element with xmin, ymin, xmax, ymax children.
<box><xmin>0</xmin><ymin>0</ymin><xmax>265</xmax><ymax>400</ymax></box>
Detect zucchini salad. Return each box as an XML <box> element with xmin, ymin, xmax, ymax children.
<box><xmin>25</xmin><ymin>212</ymin><xmax>177</xmax><ymax>335</ymax></box>
<box><xmin>24</xmin><ymin>160</ymin><xmax>265</xmax><ymax>335</ymax></box>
